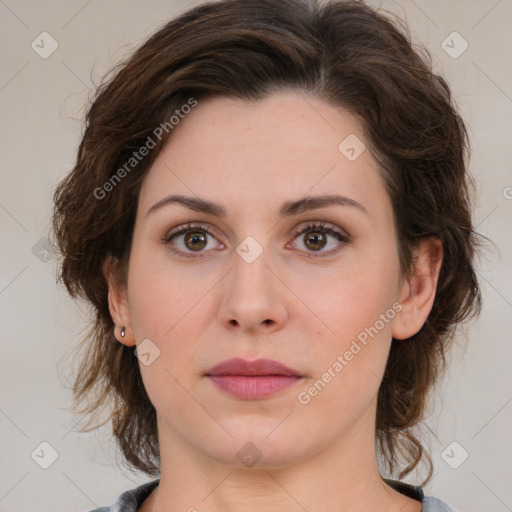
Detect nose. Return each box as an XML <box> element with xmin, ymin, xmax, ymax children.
<box><xmin>217</xmin><ymin>245</ymin><xmax>289</xmax><ymax>334</ymax></box>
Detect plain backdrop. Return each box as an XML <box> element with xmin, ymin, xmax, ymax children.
<box><xmin>1</xmin><ymin>1</ymin><xmax>511</xmax><ymax>511</ymax></box>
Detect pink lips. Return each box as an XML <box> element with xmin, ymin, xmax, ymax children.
<box><xmin>205</xmin><ymin>358</ymin><xmax>303</xmax><ymax>399</ymax></box>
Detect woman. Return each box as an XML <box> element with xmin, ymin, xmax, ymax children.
<box><xmin>52</xmin><ymin>0</ymin><xmax>481</xmax><ymax>510</ymax></box>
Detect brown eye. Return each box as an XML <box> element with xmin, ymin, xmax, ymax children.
<box><xmin>163</xmin><ymin>222</ymin><xmax>224</xmax><ymax>259</ymax></box>
<box><xmin>303</xmin><ymin>231</ymin><xmax>327</xmax><ymax>251</ymax></box>
<box><xmin>184</xmin><ymin>231</ymin><xmax>208</xmax><ymax>251</ymax></box>
<box><xmin>291</xmin><ymin>222</ymin><xmax>350</xmax><ymax>258</ymax></box>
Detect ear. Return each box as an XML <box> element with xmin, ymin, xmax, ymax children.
<box><xmin>392</xmin><ymin>237</ymin><xmax>443</xmax><ymax>340</ymax></box>
<box><xmin>103</xmin><ymin>257</ymin><xmax>136</xmax><ymax>347</ymax></box>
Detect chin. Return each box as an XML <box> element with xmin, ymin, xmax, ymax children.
<box><xmin>201</xmin><ymin>426</ymin><xmax>312</xmax><ymax>470</ymax></box>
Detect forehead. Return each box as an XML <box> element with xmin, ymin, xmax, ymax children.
<box><xmin>138</xmin><ymin>92</ymin><xmax>389</xmax><ymax>222</ymax></box>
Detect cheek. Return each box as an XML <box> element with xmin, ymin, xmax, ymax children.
<box><xmin>297</xmin><ymin>253</ymin><xmax>399</xmax><ymax>345</ymax></box>
<box><xmin>295</xmin><ymin>277</ymin><xmax>395</xmax><ymax>427</ymax></box>
<box><xmin>126</xmin><ymin>249</ymin><xmax>216</xmax><ymax>404</ymax></box>
<box><xmin>293</xmin><ymin>250</ymin><xmax>399</xmax><ymax>401</ymax></box>
<box><xmin>127</xmin><ymin>241</ymin><xmax>216</xmax><ymax>341</ymax></box>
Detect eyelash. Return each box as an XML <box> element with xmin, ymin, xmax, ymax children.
<box><xmin>161</xmin><ymin>221</ymin><xmax>350</xmax><ymax>259</ymax></box>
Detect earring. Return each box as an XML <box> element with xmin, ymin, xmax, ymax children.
<box><xmin>121</xmin><ymin>326</ymin><xmax>126</xmax><ymax>338</ymax></box>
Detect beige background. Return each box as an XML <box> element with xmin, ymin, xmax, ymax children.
<box><xmin>1</xmin><ymin>1</ymin><xmax>511</xmax><ymax>511</ymax></box>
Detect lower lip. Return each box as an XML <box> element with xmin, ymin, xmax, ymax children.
<box><xmin>207</xmin><ymin>375</ymin><xmax>301</xmax><ymax>399</ymax></box>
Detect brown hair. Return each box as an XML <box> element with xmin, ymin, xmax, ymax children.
<box><xmin>53</xmin><ymin>0</ymin><xmax>482</xmax><ymax>481</ymax></box>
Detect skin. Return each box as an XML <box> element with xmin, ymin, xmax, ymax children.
<box><xmin>106</xmin><ymin>91</ymin><xmax>442</xmax><ymax>512</ymax></box>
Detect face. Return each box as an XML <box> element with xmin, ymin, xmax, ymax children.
<box><xmin>110</xmin><ymin>91</ymin><xmax>424</xmax><ymax>469</ymax></box>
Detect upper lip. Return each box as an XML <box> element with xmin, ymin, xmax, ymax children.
<box><xmin>205</xmin><ymin>358</ymin><xmax>302</xmax><ymax>377</ymax></box>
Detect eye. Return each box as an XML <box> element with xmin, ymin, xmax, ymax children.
<box><xmin>161</xmin><ymin>222</ymin><xmax>224</xmax><ymax>258</ymax></box>
<box><xmin>289</xmin><ymin>221</ymin><xmax>350</xmax><ymax>258</ymax></box>
<box><xmin>162</xmin><ymin>221</ymin><xmax>350</xmax><ymax>259</ymax></box>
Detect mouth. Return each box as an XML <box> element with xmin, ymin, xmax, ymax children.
<box><xmin>204</xmin><ymin>358</ymin><xmax>303</xmax><ymax>400</ymax></box>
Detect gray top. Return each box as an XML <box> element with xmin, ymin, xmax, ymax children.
<box><xmin>88</xmin><ymin>479</ymin><xmax>457</xmax><ymax>511</ymax></box>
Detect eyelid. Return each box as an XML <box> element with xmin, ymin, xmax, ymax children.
<box><xmin>292</xmin><ymin>220</ymin><xmax>350</xmax><ymax>241</ymax></box>
<box><xmin>162</xmin><ymin>222</ymin><xmax>220</xmax><ymax>243</ymax></box>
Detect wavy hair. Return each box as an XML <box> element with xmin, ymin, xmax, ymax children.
<box><xmin>53</xmin><ymin>0</ymin><xmax>482</xmax><ymax>481</ymax></box>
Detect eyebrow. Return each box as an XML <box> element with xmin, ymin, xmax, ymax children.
<box><xmin>146</xmin><ymin>193</ymin><xmax>368</xmax><ymax>218</ymax></box>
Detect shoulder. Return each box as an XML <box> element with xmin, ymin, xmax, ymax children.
<box><xmin>383</xmin><ymin>479</ymin><xmax>457</xmax><ymax>512</ymax></box>
<box><xmin>87</xmin><ymin>479</ymin><xmax>159</xmax><ymax>512</ymax></box>
<box><xmin>422</xmin><ymin>494</ymin><xmax>458</xmax><ymax>512</ymax></box>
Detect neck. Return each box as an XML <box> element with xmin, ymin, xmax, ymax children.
<box><xmin>142</xmin><ymin>410</ymin><xmax>421</xmax><ymax>512</ymax></box>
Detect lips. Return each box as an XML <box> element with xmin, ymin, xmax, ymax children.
<box><xmin>206</xmin><ymin>358</ymin><xmax>302</xmax><ymax>377</ymax></box>
<box><xmin>205</xmin><ymin>358</ymin><xmax>303</xmax><ymax>399</ymax></box>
